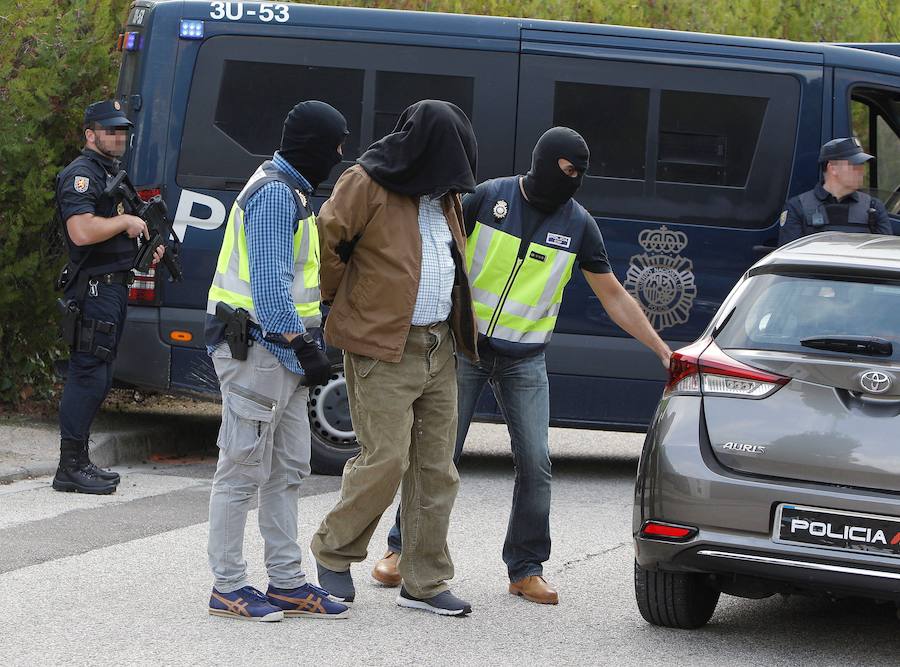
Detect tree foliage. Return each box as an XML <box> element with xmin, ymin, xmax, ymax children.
<box><xmin>0</xmin><ymin>0</ymin><xmax>897</xmax><ymax>406</ymax></box>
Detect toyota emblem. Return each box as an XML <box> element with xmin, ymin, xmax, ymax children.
<box><xmin>859</xmin><ymin>371</ymin><xmax>892</xmax><ymax>394</ymax></box>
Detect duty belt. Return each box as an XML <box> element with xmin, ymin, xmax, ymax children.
<box><xmin>89</xmin><ymin>270</ymin><xmax>135</xmax><ymax>286</ymax></box>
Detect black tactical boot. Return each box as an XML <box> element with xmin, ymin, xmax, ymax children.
<box><xmin>78</xmin><ymin>438</ymin><xmax>120</xmax><ymax>483</ymax></box>
<box><xmin>52</xmin><ymin>439</ymin><xmax>117</xmax><ymax>494</ymax></box>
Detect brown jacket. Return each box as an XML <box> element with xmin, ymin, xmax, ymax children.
<box><xmin>317</xmin><ymin>164</ymin><xmax>478</xmax><ymax>363</ymax></box>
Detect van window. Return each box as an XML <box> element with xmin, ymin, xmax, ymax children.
<box><xmin>374</xmin><ymin>71</ymin><xmax>474</xmax><ymax>139</ymax></box>
<box><xmin>553</xmin><ymin>82</ymin><xmax>648</xmax><ymax>180</ymax></box>
<box><xmin>215</xmin><ymin>61</ymin><xmax>364</xmax><ymax>159</ymax></box>
<box><xmin>178</xmin><ymin>35</ymin><xmax>518</xmax><ymax>191</ymax></box>
<box><xmin>516</xmin><ymin>54</ymin><xmax>801</xmax><ymax>229</ymax></box>
<box><xmin>851</xmin><ymin>87</ymin><xmax>900</xmax><ymax>215</ymax></box>
<box><xmin>657</xmin><ymin>91</ymin><xmax>767</xmax><ymax>187</ymax></box>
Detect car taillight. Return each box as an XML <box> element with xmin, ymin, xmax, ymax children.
<box><xmin>665</xmin><ymin>339</ymin><xmax>788</xmax><ymax>399</ymax></box>
<box><xmin>129</xmin><ymin>260</ymin><xmax>158</xmax><ymax>304</ymax></box>
<box><xmin>640</xmin><ymin>520</ymin><xmax>698</xmax><ymax>541</ymax></box>
<box><xmin>664</xmin><ymin>337</ymin><xmax>709</xmax><ymax>396</ymax></box>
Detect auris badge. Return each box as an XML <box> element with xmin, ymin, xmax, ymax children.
<box><xmin>74</xmin><ymin>176</ymin><xmax>90</xmax><ymax>193</ymax></box>
<box><xmin>492</xmin><ymin>200</ymin><xmax>508</xmax><ymax>220</ymax></box>
<box><xmin>117</xmin><ymin>202</ymin><xmax>125</xmax><ymax>215</ymax></box>
<box><xmin>296</xmin><ymin>190</ymin><xmax>308</xmax><ymax>209</ymax></box>
<box><xmin>860</xmin><ymin>370</ymin><xmax>891</xmax><ymax>394</ymax></box>
<box><xmin>114</xmin><ymin>100</ymin><xmax>121</xmax><ymax>111</ymax></box>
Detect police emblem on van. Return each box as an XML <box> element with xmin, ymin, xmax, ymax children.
<box><xmin>624</xmin><ymin>226</ymin><xmax>697</xmax><ymax>331</ymax></box>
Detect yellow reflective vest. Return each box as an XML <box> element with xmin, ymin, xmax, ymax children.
<box><xmin>206</xmin><ymin>161</ymin><xmax>321</xmax><ymax>330</ymax></box>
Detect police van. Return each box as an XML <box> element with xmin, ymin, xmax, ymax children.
<box><xmin>112</xmin><ymin>0</ymin><xmax>900</xmax><ymax>473</ymax></box>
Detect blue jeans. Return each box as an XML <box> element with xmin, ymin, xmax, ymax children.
<box><xmin>387</xmin><ymin>347</ymin><xmax>551</xmax><ymax>582</ymax></box>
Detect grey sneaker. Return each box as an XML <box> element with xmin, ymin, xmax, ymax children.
<box><xmin>396</xmin><ymin>587</ymin><xmax>472</xmax><ymax>616</ymax></box>
<box><xmin>307</xmin><ymin>545</ymin><xmax>355</xmax><ymax>603</ymax></box>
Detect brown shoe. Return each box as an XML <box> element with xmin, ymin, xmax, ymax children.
<box><xmin>372</xmin><ymin>551</ymin><xmax>401</xmax><ymax>587</ymax></box>
<box><xmin>509</xmin><ymin>575</ymin><xmax>559</xmax><ymax>605</ymax></box>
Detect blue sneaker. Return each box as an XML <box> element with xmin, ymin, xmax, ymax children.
<box><xmin>266</xmin><ymin>583</ymin><xmax>350</xmax><ymax>619</ymax></box>
<box><xmin>208</xmin><ymin>586</ymin><xmax>284</xmax><ymax>622</ymax></box>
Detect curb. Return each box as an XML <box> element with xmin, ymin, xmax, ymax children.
<box><xmin>0</xmin><ymin>417</ymin><xmax>219</xmax><ymax>485</ymax></box>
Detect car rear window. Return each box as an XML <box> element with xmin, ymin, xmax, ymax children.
<box><xmin>715</xmin><ymin>273</ymin><xmax>900</xmax><ymax>360</ymax></box>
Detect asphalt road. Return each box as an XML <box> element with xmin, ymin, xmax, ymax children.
<box><xmin>1</xmin><ymin>423</ymin><xmax>899</xmax><ymax>666</ymax></box>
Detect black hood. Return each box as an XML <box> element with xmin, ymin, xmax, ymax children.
<box><xmin>522</xmin><ymin>127</ymin><xmax>589</xmax><ymax>213</ymax></box>
<box><xmin>280</xmin><ymin>100</ymin><xmax>349</xmax><ymax>191</ymax></box>
<box><xmin>357</xmin><ymin>100</ymin><xmax>477</xmax><ymax>197</ymax></box>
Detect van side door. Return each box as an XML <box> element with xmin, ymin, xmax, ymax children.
<box><xmin>516</xmin><ymin>29</ymin><xmax>819</xmax><ymax>427</ymax></box>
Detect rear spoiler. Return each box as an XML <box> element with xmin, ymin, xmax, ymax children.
<box><xmin>833</xmin><ymin>43</ymin><xmax>900</xmax><ymax>58</ymax></box>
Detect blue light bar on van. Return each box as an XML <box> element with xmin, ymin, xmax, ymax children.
<box><xmin>179</xmin><ymin>20</ymin><xmax>204</xmax><ymax>40</ymax></box>
<box><xmin>125</xmin><ymin>31</ymin><xmax>141</xmax><ymax>51</ymax></box>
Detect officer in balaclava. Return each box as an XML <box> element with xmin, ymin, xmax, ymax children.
<box><xmin>203</xmin><ymin>100</ymin><xmax>351</xmax><ymax>621</ymax></box>
<box><xmin>372</xmin><ymin>126</ymin><xmax>672</xmax><ymax>608</ymax></box>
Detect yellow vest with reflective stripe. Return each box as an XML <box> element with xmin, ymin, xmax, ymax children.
<box><xmin>206</xmin><ymin>163</ymin><xmax>321</xmax><ymax>330</ymax></box>
<box><xmin>465</xmin><ymin>177</ymin><xmax>581</xmax><ymax>349</ymax></box>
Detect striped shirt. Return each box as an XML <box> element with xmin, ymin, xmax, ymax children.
<box><xmin>410</xmin><ymin>195</ymin><xmax>455</xmax><ymax>326</ymax></box>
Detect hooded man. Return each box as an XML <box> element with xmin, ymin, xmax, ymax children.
<box><xmin>309</xmin><ymin>100</ymin><xmax>479</xmax><ymax>617</ymax></box>
<box><xmin>204</xmin><ymin>100</ymin><xmax>350</xmax><ymax>621</ymax></box>
<box><xmin>372</xmin><ymin>127</ymin><xmax>672</xmax><ymax>606</ymax></box>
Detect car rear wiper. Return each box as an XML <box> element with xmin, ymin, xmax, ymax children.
<box><xmin>800</xmin><ymin>335</ymin><xmax>893</xmax><ymax>356</ymax></box>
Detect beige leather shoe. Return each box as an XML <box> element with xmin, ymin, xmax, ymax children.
<box><xmin>509</xmin><ymin>575</ymin><xmax>559</xmax><ymax>605</ymax></box>
<box><xmin>372</xmin><ymin>551</ymin><xmax>401</xmax><ymax>587</ymax></box>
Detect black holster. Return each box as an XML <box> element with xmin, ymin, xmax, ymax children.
<box><xmin>215</xmin><ymin>301</ymin><xmax>252</xmax><ymax>361</ymax></box>
<box><xmin>56</xmin><ymin>297</ymin><xmax>117</xmax><ymax>361</ymax></box>
<box><xmin>56</xmin><ymin>298</ymin><xmax>81</xmax><ymax>348</ymax></box>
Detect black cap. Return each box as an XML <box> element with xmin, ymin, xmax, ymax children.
<box><xmin>83</xmin><ymin>100</ymin><xmax>133</xmax><ymax>128</ymax></box>
<box><xmin>818</xmin><ymin>137</ymin><xmax>873</xmax><ymax>165</ymax></box>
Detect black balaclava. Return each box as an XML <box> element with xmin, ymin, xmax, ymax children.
<box><xmin>522</xmin><ymin>127</ymin><xmax>590</xmax><ymax>213</ymax></box>
<box><xmin>280</xmin><ymin>100</ymin><xmax>349</xmax><ymax>191</ymax></box>
<box><xmin>357</xmin><ymin>100</ymin><xmax>477</xmax><ymax>197</ymax></box>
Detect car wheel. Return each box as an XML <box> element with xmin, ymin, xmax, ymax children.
<box><xmin>634</xmin><ymin>559</ymin><xmax>719</xmax><ymax>629</ymax></box>
<box><xmin>307</xmin><ymin>365</ymin><xmax>359</xmax><ymax>475</ymax></box>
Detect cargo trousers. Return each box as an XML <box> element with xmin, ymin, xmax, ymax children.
<box><xmin>207</xmin><ymin>343</ymin><xmax>311</xmax><ymax>594</ymax></box>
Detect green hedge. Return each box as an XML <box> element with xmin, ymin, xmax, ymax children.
<box><xmin>0</xmin><ymin>0</ymin><xmax>896</xmax><ymax>407</ymax></box>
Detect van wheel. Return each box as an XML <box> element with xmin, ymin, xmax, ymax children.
<box><xmin>307</xmin><ymin>366</ymin><xmax>359</xmax><ymax>475</ymax></box>
<box><xmin>634</xmin><ymin>560</ymin><xmax>719</xmax><ymax>629</ymax></box>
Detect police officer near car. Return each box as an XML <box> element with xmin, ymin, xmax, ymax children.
<box><xmin>778</xmin><ymin>137</ymin><xmax>894</xmax><ymax>246</ymax></box>
<box><xmin>53</xmin><ymin>100</ymin><xmax>165</xmax><ymax>495</ymax></box>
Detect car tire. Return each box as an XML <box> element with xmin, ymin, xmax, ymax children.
<box><xmin>634</xmin><ymin>560</ymin><xmax>719</xmax><ymax>629</ymax></box>
<box><xmin>307</xmin><ymin>365</ymin><xmax>359</xmax><ymax>476</ymax></box>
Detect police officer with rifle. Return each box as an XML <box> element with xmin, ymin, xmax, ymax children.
<box><xmin>53</xmin><ymin>100</ymin><xmax>170</xmax><ymax>494</ymax></box>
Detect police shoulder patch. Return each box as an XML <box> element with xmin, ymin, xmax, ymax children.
<box><xmin>779</xmin><ymin>210</ymin><xmax>788</xmax><ymax>227</ymax></box>
<box><xmin>74</xmin><ymin>176</ymin><xmax>90</xmax><ymax>193</ymax></box>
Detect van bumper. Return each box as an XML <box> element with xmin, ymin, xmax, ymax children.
<box><xmin>112</xmin><ymin>307</ymin><xmax>170</xmax><ymax>390</ymax></box>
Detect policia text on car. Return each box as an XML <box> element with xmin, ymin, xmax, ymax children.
<box><xmin>53</xmin><ymin>100</ymin><xmax>169</xmax><ymax>495</ymax></box>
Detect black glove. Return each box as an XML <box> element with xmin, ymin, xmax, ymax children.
<box><xmin>290</xmin><ymin>332</ymin><xmax>332</xmax><ymax>387</ymax></box>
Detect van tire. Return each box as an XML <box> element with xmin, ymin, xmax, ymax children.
<box><xmin>634</xmin><ymin>560</ymin><xmax>719</xmax><ymax>629</ymax></box>
<box><xmin>307</xmin><ymin>365</ymin><xmax>359</xmax><ymax>476</ymax></box>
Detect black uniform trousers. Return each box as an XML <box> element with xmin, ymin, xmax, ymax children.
<box><xmin>59</xmin><ymin>282</ymin><xmax>128</xmax><ymax>443</ymax></box>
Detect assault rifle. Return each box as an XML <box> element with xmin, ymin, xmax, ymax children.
<box><xmin>104</xmin><ymin>171</ymin><xmax>184</xmax><ymax>282</ymax></box>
